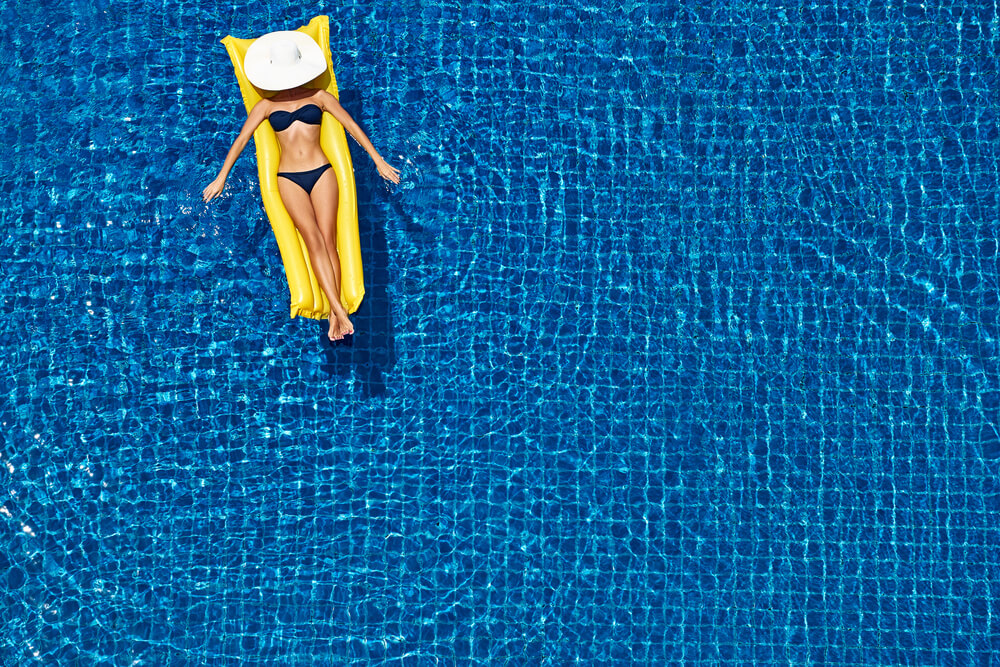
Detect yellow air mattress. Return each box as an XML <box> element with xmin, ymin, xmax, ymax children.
<box><xmin>221</xmin><ymin>15</ymin><xmax>363</xmax><ymax>319</ymax></box>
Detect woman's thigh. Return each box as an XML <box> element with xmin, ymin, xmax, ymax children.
<box><xmin>309</xmin><ymin>167</ymin><xmax>340</xmax><ymax>243</ymax></box>
<box><xmin>277</xmin><ymin>178</ymin><xmax>324</xmax><ymax>246</ymax></box>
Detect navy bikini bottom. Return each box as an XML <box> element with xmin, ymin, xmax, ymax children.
<box><xmin>277</xmin><ymin>163</ymin><xmax>332</xmax><ymax>195</ymax></box>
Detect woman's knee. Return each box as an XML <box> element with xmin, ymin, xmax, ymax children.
<box><xmin>301</xmin><ymin>228</ymin><xmax>327</xmax><ymax>250</ymax></box>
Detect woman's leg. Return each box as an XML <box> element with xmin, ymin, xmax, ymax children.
<box><xmin>277</xmin><ymin>177</ymin><xmax>351</xmax><ymax>340</ymax></box>
<box><xmin>308</xmin><ymin>167</ymin><xmax>354</xmax><ymax>336</ymax></box>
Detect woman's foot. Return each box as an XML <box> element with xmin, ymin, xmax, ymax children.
<box><xmin>337</xmin><ymin>314</ymin><xmax>354</xmax><ymax>338</ymax></box>
<box><xmin>327</xmin><ymin>312</ymin><xmax>354</xmax><ymax>341</ymax></box>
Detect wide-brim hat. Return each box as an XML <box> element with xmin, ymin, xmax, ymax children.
<box><xmin>243</xmin><ymin>31</ymin><xmax>327</xmax><ymax>91</ymax></box>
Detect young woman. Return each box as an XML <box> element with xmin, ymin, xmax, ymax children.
<box><xmin>203</xmin><ymin>32</ymin><xmax>400</xmax><ymax>341</ymax></box>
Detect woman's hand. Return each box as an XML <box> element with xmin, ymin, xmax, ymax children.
<box><xmin>375</xmin><ymin>158</ymin><xmax>401</xmax><ymax>185</ymax></box>
<box><xmin>202</xmin><ymin>176</ymin><xmax>226</xmax><ymax>203</ymax></box>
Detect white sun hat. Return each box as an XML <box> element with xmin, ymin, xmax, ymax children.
<box><xmin>243</xmin><ymin>31</ymin><xmax>327</xmax><ymax>91</ymax></box>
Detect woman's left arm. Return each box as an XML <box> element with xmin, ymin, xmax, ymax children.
<box><xmin>318</xmin><ymin>91</ymin><xmax>401</xmax><ymax>184</ymax></box>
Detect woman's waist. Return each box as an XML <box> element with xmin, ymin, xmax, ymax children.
<box><xmin>275</xmin><ymin>144</ymin><xmax>329</xmax><ymax>173</ymax></box>
<box><xmin>276</xmin><ymin>154</ymin><xmax>330</xmax><ymax>173</ymax></box>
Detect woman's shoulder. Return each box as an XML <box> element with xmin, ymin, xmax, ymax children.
<box><xmin>308</xmin><ymin>89</ymin><xmax>337</xmax><ymax>108</ymax></box>
<box><xmin>249</xmin><ymin>97</ymin><xmax>277</xmax><ymax>117</ymax></box>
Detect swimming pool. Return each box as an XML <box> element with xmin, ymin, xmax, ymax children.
<box><xmin>2</xmin><ymin>0</ymin><xmax>998</xmax><ymax>664</ymax></box>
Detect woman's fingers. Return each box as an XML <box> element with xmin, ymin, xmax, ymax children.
<box><xmin>378</xmin><ymin>162</ymin><xmax>401</xmax><ymax>184</ymax></box>
<box><xmin>202</xmin><ymin>180</ymin><xmax>224</xmax><ymax>202</ymax></box>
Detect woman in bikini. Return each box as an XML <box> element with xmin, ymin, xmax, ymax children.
<box><xmin>202</xmin><ymin>31</ymin><xmax>400</xmax><ymax>341</ymax></box>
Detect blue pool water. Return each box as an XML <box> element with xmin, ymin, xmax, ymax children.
<box><xmin>2</xmin><ymin>0</ymin><xmax>999</xmax><ymax>664</ymax></box>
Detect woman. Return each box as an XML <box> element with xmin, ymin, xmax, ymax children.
<box><xmin>202</xmin><ymin>31</ymin><xmax>400</xmax><ymax>341</ymax></box>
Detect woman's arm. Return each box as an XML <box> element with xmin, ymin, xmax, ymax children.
<box><xmin>202</xmin><ymin>100</ymin><xmax>270</xmax><ymax>202</ymax></box>
<box><xmin>317</xmin><ymin>90</ymin><xmax>400</xmax><ymax>184</ymax></box>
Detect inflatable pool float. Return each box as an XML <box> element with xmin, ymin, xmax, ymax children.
<box><xmin>221</xmin><ymin>15</ymin><xmax>363</xmax><ymax>319</ymax></box>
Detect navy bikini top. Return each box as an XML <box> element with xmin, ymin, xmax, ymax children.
<box><xmin>269</xmin><ymin>103</ymin><xmax>323</xmax><ymax>132</ymax></box>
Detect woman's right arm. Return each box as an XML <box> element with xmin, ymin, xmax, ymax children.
<box><xmin>202</xmin><ymin>100</ymin><xmax>269</xmax><ymax>203</ymax></box>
